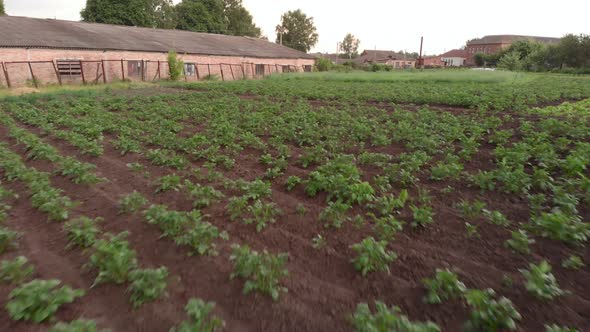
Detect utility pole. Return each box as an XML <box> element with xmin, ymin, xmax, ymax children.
<box><xmin>276</xmin><ymin>25</ymin><xmax>287</xmax><ymax>45</ymax></box>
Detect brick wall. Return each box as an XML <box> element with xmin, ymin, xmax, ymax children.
<box><xmin>0</xmin><ymin>48</ymin><xmax>315</xmax><ymax>88</ymax></box>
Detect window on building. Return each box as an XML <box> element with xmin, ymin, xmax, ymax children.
<box><xmin>255</xmin><ymin>64</ymin><xmax>265</xmax><ymax>76</ymax></box>
<box><xmin>128</xmin><ymin>60</ymin><xmax>143</xmax><ymax>77</ymax></box>
<box><xmin>303</xmin><ymin>65</ymin><xmax>312</xmax><ymax>72</ymax></box>
<box><xmin>56</xmin><ymin>59</ymin><xmax>82</xmax><ymax>77</ymax></box>
<box><xmin>184</xmin><ymin>63</ymin><xmax>196</xmax><ymax>76</ymax></box>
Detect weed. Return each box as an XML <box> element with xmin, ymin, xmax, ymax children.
<box><xmin>562</xmin><ymin>255</ymin><xmax>584</xmax><ymax>270</ymax></box>
<box><xmin>312</xmin><ymin>234</ymin><xmax>326</xmax><ymax>249</ymax></box>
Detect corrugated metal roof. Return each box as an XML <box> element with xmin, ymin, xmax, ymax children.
<box><xmin>0</xmin><ymin>16</ymin><xmax>314</xmax><ymax>59</ymax></box>
<box><xmin>467</xmin><ymin>35</ymin><xmax>561</xmax><ymax>46</ymax></box>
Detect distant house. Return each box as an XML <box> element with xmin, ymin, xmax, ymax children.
<box><xmin>357</xmin><ymin>50</ymin><xmax>417</xmax><ymax>69</ymax></box>
<box><xmin>422</xmin><ymin>56</ymin><xmax>444</xmax><ymax>68</ymax></box>
<box><xmin>440</xmin><ymin>49</ymin><xmax>469</xmax><ymax>67</ymax></box>
<box><xmin>465</xmin><ymin>35</ymin><xmax>560</xmax><ymax>65</ymax></box>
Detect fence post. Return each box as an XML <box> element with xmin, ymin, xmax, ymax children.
<box><xmin>101</xmin><ymin>60</ymin><xmax>107</xmax><ymax>84</ymax></box>
<box><xmin>27</xmin><ymin>62</ymin><xmax>39</xmax><ymax>88</ymax></box>
<box><xmin>207</xmin><ymin>63</ymin><xmax>211</xmax><ymax>77</ymax></box>
<box><xmin>240</xmin><ymin>64</ymin><xmax>245</xmax><ymax>79</ymax></box>
<box><xmin>183</xmin><ymin>64</ymin><xmax>187</xmax><ymax>82</ymax></box>
<box><xmin>51</xmin><ymin>61</ymin><xmax>62</xmax><ymax>86</ymax></box>
<box><xmin>1</xmin><ymin>62</ymin><xmax>11</xmax><ymax>88</ymax></box>
<box><xmin>229</xmin><ymin>64</ymin><xmax>235</xmax><ymax>80</ymax></box>
<box><xmin>121</xmin><ymin>59</ymin><xmax>125</xmax><ymax>81</ymax></box>
<box><xmin>195</xmin><ymin>63</ymin><xmax>200</xmax><ymax>80</ymax></box>
<box><xmin>141</xmin><ymin>60</ymin><xmax>145</xmax><ymax>81</ymax></box>
<box><xmin>80</xmin><ymin>60</ymin><xmax>86</xmax><ymax>85</ymax></box>
<box><xmin>220</xmin><ymin>64</ymin><xmax>225</xmax><ymax>81</ymax></box>
<box><xmin>251</xmin><ymin>63</ymin><xmax>255</xmax><ymax>78</ymax></box>
<box><xmin>157</xmin><ymin>60</ymin><xmax>161</xmax><ymax>80</ymax></box>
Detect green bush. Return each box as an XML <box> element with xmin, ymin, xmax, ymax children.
<box><xmin>168</xmin><ymin>50</ymin><xmax>184</xmax><ymax>81</ymax></box>
<box><xmin>315</xmin><ymin>57</ymin><xmax>333</xmax><ymax>72</ymax></box>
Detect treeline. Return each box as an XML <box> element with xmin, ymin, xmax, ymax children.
<box><xmin>81</xmin><ymin>0</ymin><xmax>261</xmax><ymax>37</ymax></box>
<box><xmin>475</xmin><ymin>34</ymin><xmax>590</xmax><ymax>74</ymax></box>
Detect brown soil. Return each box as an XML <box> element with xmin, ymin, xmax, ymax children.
<box><xmin>0</xmin><ymin>99</ymin><xmax>589</xmax><ymax>332</ymax></box>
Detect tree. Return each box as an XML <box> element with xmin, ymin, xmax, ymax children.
<box><xmin>81</xmin><ymin>0</ymin><xmax>175</xmax><ymax>28</ymax></box>
<box><xmin>473</xmin><ymin>52</ymin><xmax>486</xmax><ymax>67</ymax></box>
<box><xmin>224</xmin><ymin>0</ymin><xmax>261</xmax><ymax>37</ymax></box>
<box><xmin>175</xmin><ymin>0</ymin><xmax>227</xmax><ymax>34</ymax></box>
<box><xmin>0</xmin><ymin>0</ymin><xmax>5</xmax><ymax>16</ymax></box>
<box><xmin>497</xmin><ymin>51</ymin><xmax>522</xmax><ymax>71</ymax></box>
<box><xmin>339</xmin><ymin>33</ymin><xmax>360</xmax><ymax>59</ymax></box>
<box><xmin>275</xmin><ymin>10</ymin><xmax>318</xmax><ymax>53</ymax></box>
<box><xmin>167</xmin><ymin>51</ymin><xmax>184</xmax><ymax>81</ymax></box>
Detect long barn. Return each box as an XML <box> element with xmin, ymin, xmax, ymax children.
<box><xmin>0</xmin><ymin>16</ymin><xmax>315</xmax><ymax>87</ymax></box>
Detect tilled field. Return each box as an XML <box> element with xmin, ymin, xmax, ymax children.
<box><xmin>0</xmin><ymin>79</ymin><xmax>589</xmax><ymax>331</ymax></box>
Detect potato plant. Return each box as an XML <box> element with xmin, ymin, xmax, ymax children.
<box><xmin>6</xmin><ymin>279</ymin><xmax>85</xmax><ymax>323</ymax></box>
<box><xmin>63</xmin><ymin>216</ymin><xmax>102</xmax><ymax>249</ymax></box>
<box><xmin>422</xmin><ymin>269</ymin><xmax>466</xmax><ymax>304</ymax></box>
<box><xmin>0</xmin><ymin>256</ymin><xmax>35</xmax><ymax>284</ymax></box>
<box><xmin>464</xmin><ymin>288</ymin><xmax>521</xmax><ymax>331</ymax></box>
<box><xmin>520</xmin><ymin>261</ymin><xmax>566</xmax><ymax>300</ymax></box>
<box><xmin>229</xmin><ymin>244</ymin><xmax>289</xmax><ymax>301</ymax></box>
<box><xmin>350</xmin><ymin>237</ymin><xmax>397</xmax><ymax>276</ymax></box>
<box><xmin>351</xmin><ymin>301</ymin><xmax>440</xmax><ymax>332</ymax></box>
<box><xmin>49</xmin><ymin>319</ymin><xmax>108</xmax><ymax>332</ymax></box>
<box><xmin>170</xmin><ymin>298</ymin><xmax>225</xmax><ymax>332</ymax></box>
<box><xmin>89</xmin><ymin>232</ymin><xmax>138</xmax><ymax>286</ymax></box>
<box><xmin>127</xmin><ymin>267</ymin><xmax>168</xmax><ymax>308</ymax></box>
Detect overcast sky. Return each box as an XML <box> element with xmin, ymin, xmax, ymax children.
<box><xmin>4</xmin><ymin>0</ymin><xmax>589</xmax><ymax>55</ymax></box>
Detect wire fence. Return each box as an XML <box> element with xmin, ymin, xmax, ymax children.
<box><xmin>0</xmin><ymin>59</ymin><xmax>312</xmax><ymax>88</ymax></box>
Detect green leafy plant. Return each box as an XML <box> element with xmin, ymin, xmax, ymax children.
<box><xmin>483</xmin><ymin>210</ymin><xmax>511</xmax><ymax>227</ymax></box>
<box><xmin>370</xmin><ymin>214</ymin><xmax>404</xmax><ymax>242</ymax></box>
<box><xmin>0</xmin><ymin>256</ymin><xmax>35</xmax><ymax>284</ymax></box>
<box><xmin>170</xmin><ymin>298</ymin><xmax>225</xmax><ymax>332</ymax></box>
<box><xmin>312</xmin><ymin>234</ymin><xmax>326</xmax><ymax>249</ymax></box>
<box><xmin>457</xmin><ymin>199</ymin><xmax>486</xmax><ymax>220</ymax></box>
<box><xmin>285</xmin><ymin>175</ymin><xmax>302</xmax><ymax>191</ymax></box>
<box><xmin>154</xmin><ymin>174</ymin><xmax>183</xmax><ymax>193</ymax></box>
<box><xmin>351</xmin><ymin>301</ymin><xmax>440</xmax><ymax>332</ymax></box>
<box><xmin>127</xmin><ymin>267</ymin><xmax>168</xmax><ymax>308</ymax></box>
<box><xmin>465</xmin><ymin>223</ymin><xmax>480</xmax><ymax>238</ymax></box>
<box><xmin>562</xmin><ymin>255</ymin><xmax>584</xmax><ymax>270</ymax></box>
<box><xmin>544</xmin><ymin>324</ymin><xmax>579</xmax><ymax>332</ymax></box>
<box><xmin>6</xmin><ymin>279</ymin><xmax>84</xmax><ymax>323</ymax></box>
<box><xmin>89</xmin><ymin>232</ymin><xmax>138</xmax><ymax>286</ymax></box>
<box><xmin>319</xmin><ymin>201</ymin><xmax>351</xmax><ymax>228</ymax></box>
<box><xmin>0</xmin><ymin>227</ymin><xmax>20</xmax><ymax>254</ymax></box>
<box><xmin>529</xmin><ymin>210</ymin><xmax>590</xmax><ymax>245</ymax></box>
<box><xmin>410</xmin><ymin>205</ymin><xmax>434</xmax><ymax>228</ymax></box>
<box><xmin>520</xmin><ymin>261</ymin><xmax>566</xmax><ymax>300</ymax></box>
<box><xmin>245</xmin><ymin>200</ymin><xmax>282</xmax><ymax>232</ymax></box>
<box><xmin>422</xmin><ymin>269</ymin><xmax>466</xmax><ymax>304</ymax></box>
<box><xmin>184</xmin><ymin>180</ymin><xmax>224</xmax><ymax>208</ymax></box>
<box><xmin>118</xmin><ymin>191</ymin><xmax>149</xmax><ymax>214</ymax></box>
<box><xmin>63</xmin><ymin>216</ymin><xmax>102</xmax><ymax>249</ymax></box>
<box><xmin>504</xmin><ymin>230</ymin><xmax>535</xmax><ymax>254</ymax></box>
<box><xmin>229</xmin><ymin>244</ymin><xmax>289</xmax><ymax>301</ymax></box>
<box><xmin>464</xmin><ymin>288</ymin><xmax>521</xmax><ymax>331</ymax></box>
<box><xmin>49</xmin><ymin>319</ymin><xmax>108</xmax><ymax>332</ymax></box>
<box><xmin>370</xmin><ymin>189</ymin><xmax>408</xmax><ymax>216</ymax></box>
<box><xmin>350</xmin><ymin>237</ymin><xmax>397</xmax><ymax>276</ymax></box>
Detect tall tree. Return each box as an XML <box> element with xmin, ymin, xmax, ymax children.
<box><xmin>275</xmin><ymin>9</ymin><xmax>318</xmax><ymax>53</ymax></box>
<box><xmin>1</xmin><ymin>0</ymin><xmax>6</xmax><ymax>15</ymax></box>
<box><xmin>224</xmin><ymin>0</ymin><xmax>261</xmax><ymax>37</ymax></box>
<box><xmin>175</xmin><ymin>0</ymin><xmax>227</xmax><ymax>34</ymax></box>
<box><xmin>81</xmin><ymin>0</ymin><xmax>175</xmax><ymax>28</ymax></box>
<box><xmin>339</xmin><ymin>33</ymin><xmax>360</xmax><ymax>59</ymax></box>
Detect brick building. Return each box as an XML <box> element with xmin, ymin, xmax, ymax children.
<box><xmin>465</xmin><ymin>35</ymin><xmax>560</xmax><ymax>65</ymax></box>
<box><xmin>0</xmin><ymin>16</ymin><xmax>315</xmax><ymax>88</ymax></box>
<box><xmin>356</xmin><ymin>50</ymin><xmax>417</xmax><ymax>69</ymax></box>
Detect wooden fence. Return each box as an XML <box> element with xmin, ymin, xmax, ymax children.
<box><xmin>0</xmin><ymin>59</ymin><xmax>311</xmax><ymax>88</ymax></box>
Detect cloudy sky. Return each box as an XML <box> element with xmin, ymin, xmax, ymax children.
<box><xmin>4</xmin><ymin>0</ymin><xmax>589</xmax><ymax>55</ymax></box>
